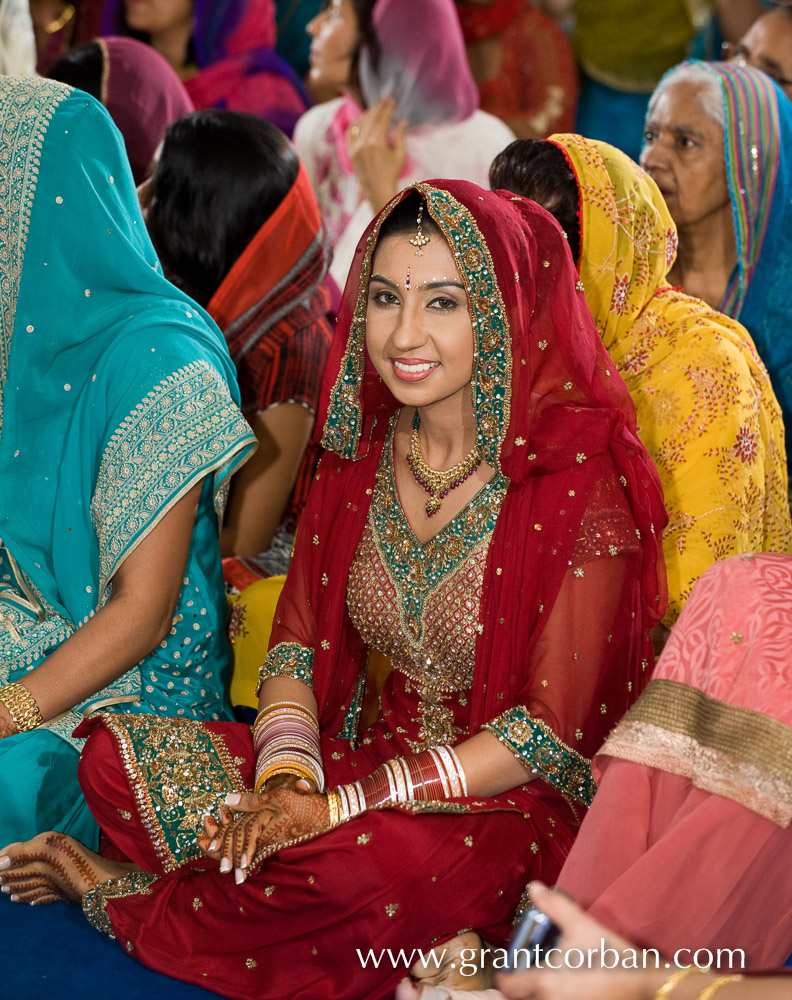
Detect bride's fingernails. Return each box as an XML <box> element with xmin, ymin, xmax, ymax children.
<box><xmin>225</xmin><ymin>793</ymin><xmax>241</xmax><ymax>807</ymax></box>
<box><xmin>219</xmin><ymin>858</ymin><xmax>231</xmax><ymax>873</ymax></box>
<box><xmin>1</xmin><ymin>885</ymin><xmax>10</xmax><ymax>893</ymax></box>
<box><xmin>0</xmin><ymin>856</ymin><xmax>10</xmax><ymax>870</ymax></box>
<box><xmin>240</xmin><ymin>853</ymin><xmax>248</xmax><ymax>869</ymax></box>
<box><xmin>208</xmin><ymin>839</ymin><xmax>219</xmax><ymax>852</ymax></box>
<box><xmin>234</xmin><ymin>868</ymin><xmax>245</xmax><ymax>885</ymax></box>
<box><xmin>10</xmin><ymin>894</ymin><xmax>18</xmax><ymax>902</ymax></box>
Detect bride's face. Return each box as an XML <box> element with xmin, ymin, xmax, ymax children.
<box><xmin>365</xmin><ymin>232</ymin><xmax>475</xmax><ymax>412</ymax></box>
<box><xmin>306</xmin><ymin>0</ymin><xmax>359</xmax><ymax>94</ymax></box>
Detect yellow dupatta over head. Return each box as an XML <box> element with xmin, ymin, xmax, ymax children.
<box><xmin>549</xmin><ymin>133</ymin><xmax>792</xmax><ymax>625</ymax></box>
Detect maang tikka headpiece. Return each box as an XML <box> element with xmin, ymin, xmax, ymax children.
<box><xmin>409</xmin><ymin>200</ymin><xmax>431</xmax><ymax>256</ymax></box>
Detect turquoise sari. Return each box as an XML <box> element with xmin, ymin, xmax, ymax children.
<box><xmin>0</xmin><ymin>77</ymin><xmax>257</xmax><ymax>845</ymax></box>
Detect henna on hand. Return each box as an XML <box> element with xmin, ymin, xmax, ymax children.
<box><xmin>250</xmin><ymin>786</ymin><xmax>331</xmax><ymax>853</ymax></box>
<box><xmin>205</xmin><ymin>788</ymin><xmax>330</xmax><ymax>882</ymax></box>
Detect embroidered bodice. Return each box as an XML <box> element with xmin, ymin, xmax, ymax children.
<box><xmin>346</xmin><ymin>420</ymin><xmax>508</xmax><ymax>747</ymax></box>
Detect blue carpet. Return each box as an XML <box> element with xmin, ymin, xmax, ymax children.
<box><xmin>1</xmin><ymin>893</ymin><xmax>219</xmax><ymax>998</ymax></box>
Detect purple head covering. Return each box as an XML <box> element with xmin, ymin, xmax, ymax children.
<box><xmin>360</xmin><ymin>0</ymin><xmax>478</xmax><ymax>128</ymax></box>
<box><xmin>98</xmin><ymin>37</ymin><xmax>194</xmax><ymax>184</ymax></box>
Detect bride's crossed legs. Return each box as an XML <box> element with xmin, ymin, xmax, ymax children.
<box><xmin>0</xmin><ymin>830</ymin><xmax>495</xmax><ymax>990</ymax></box>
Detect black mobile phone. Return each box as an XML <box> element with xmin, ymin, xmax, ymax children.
<box><xmin>501</xmin><ymin>903</ymin><xmax>562</xmax><ymax>973</ymax></box>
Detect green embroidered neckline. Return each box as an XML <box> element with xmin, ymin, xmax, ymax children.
<box><xmin>370</xmin><ymin>414</ymin><xmax>507</xmax><ymax>644</ymax></box>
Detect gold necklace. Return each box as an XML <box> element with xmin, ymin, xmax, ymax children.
<box><xmin>406</xmin><ymin>415</ymin><xmax>481</xmax><ymax>518</ymax></box>
<box><xmin>44</xmin><ymin>4</ymin><xmax>75</xmax><ymax>33</ymax></box>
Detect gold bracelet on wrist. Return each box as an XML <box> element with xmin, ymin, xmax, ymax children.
<box><xmin>696</xmin><ymin>975</ymin><xmax>744</xmax><ymax>1000</ymax></box>
<box><xmin>653</xmin><ymin>966</ymin><xmax>706</xmax><ymax>1000</ymax></box>
<box><xmin>326</xmin><ymin>789</ymin><xmax>341</xmax><ymax>828</ymax></box>
<box><xmin>256</xmin><ymin>763</ymin><xmax>316</xmax><ymax>791</ymax></box>
<box><xmin>0</xmin><ymin>681</ymin><xmax>43</xmax><ymax>733</ymax></box>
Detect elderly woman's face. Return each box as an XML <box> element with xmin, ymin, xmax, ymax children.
<box><xmin>640</xmin><ymin>81</ymin><xmax>730</xmax><ymax>232</ymax></box>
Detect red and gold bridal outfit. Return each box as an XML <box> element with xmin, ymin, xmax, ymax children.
<box><xmin>74</xmin><ymin>181</ymin><xmax>667</xmax><ymax>1000</ymax></box>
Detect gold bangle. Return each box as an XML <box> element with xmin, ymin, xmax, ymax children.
<box><xmin>0</xmin><ymin>681</ymin><xmax>43</xmax><ymax>733</ymax></box>
<box><xmin>261</xmin><ymin>763</ymin><xmax>316</xmax><ymax>785</ymax></box>
<box><xmin>326</xmin><ymin>789</ymin><xmax>341</xmax><ymax>828</ymax></box>
<box><xmin>696</xmin><ymin>975</ymin><xmax>744</xmax><ymax>1000</ymax></box>
<box><xmin>654</xmin><ymin>967</ymin><xmax>705</xmax><ymax>1000</ymax></box>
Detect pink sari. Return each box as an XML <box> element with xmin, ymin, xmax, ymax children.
<box><xmin>558</xmin><ymin>553</ymin><xmax>792</xmax><ymax>969</ymax></box>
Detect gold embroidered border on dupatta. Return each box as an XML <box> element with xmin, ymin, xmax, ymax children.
<box><xmin>96</xmin><ymin>713</ymin><xmax>248</xmax><ymax>872</ymax></box>
<box><xmin>0</xmin><ymin>77</ymin><xmax>72</xmax><ymax>436</ymax></box>
<box><xmin>599</xmin><ymin>677</ymin><xmax>792</xmax><ymax>826</ymax></box>
<box><xmin>321</xmin><ymin>184</ymin><xmax>512</xmax><ymax>471</ymax></box>
<box><xmin>90</xmin><ymin>360</ymin><xmax>255</xmax><ymax>596</ymax></box>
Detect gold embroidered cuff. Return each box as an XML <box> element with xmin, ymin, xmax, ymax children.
<box><xmin>0</xmin><ymin>681</ymin><xmax>43</xmax><ymax>732</ymax></box>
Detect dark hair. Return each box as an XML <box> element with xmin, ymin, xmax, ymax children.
<box><xmin>46</xmin><ymin>41</ymin><xmax>104</xmax><ymax>101</ymax></box>
<box><xmin>146</xmin><ymin>109</ymin><xmax>299</xmax><ymax>306</ymax></box>
<box><xmin>490</xmin><ymin>139</ymin><xmax>581</xmax><ymax>264</ymax></box>
<box><xmin>376</xmin><ymin>191</ymin><xmax>444</xmax><ymax>247</ymax></box>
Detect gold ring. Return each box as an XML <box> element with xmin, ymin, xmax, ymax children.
<box><xmin>350</xmin><ymin>125</ymin><xmax>360</xmax><ymax>138</ymax></box>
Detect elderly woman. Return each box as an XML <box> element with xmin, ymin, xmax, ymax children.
<box><xmin>295</xmin><ymin>0</ymin><xmax>515</xmax><ymax>290</ymax></box>
<box><xmin>0</xmin><ymin>181</ymin><xmax>666</xmax><ymax>999</ymax></box>
<box><xmin>490</xmin><ymin>133</ymin><xmax>792</xmax><ymax>629</ymax></box>
<box><xmin>0</xmin><ymin>77</ymin><xmax>255</xmax><ymax>847</ymax></box>
<box><xmin>640</xmin><ymin>60</ymin><xmax>792</xmax><ymax>447</ymax></box>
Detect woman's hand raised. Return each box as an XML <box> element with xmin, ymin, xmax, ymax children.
<box><xmin>346</xmin><ymin>96</ymin><xmax>407</xmax><ymax>213</ymax></box>
<box><xmin>199</xmin><ymin>774</ymin><xmax>330</xmax><ymax>883</ymax></box>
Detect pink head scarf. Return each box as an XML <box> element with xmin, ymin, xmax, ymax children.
<box><xmin>359</xmin><ymin>0</ymin><xmax>478</xmax><ymax>128</ymax></box>
<box><xmin>99</xmin><ymin>37</ymin><xmax>195</xmax><ymax>184</ymax></box>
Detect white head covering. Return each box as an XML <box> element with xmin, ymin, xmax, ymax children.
<box><xmin>0</xmin><ymin>0</ymin><xmax>36</xmax><ymax>76</ymax></box>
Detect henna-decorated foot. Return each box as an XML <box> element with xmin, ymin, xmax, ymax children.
<box><xmin>0</xmin><ymin>832</ymin><xmax>138</xmax><ymax>905</ymax></box>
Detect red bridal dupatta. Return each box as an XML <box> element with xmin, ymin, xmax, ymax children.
<box><xmin>559</xmin><ymin>553</ymin><xmax>792</xmax><ymax>969</ymax></box>
<box><xmin>296</xmin><ymin>180</ymin><xmax>667</xmax><ymax>755</ymax></box>
<box><xmin>76</xmin><ymin>182</ymin><xmax>666</xmax><ymax>1000</ymax></box>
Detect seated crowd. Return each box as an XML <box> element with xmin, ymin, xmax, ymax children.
<box><xmin>0</xmin><ymin>2</ymin><xmax>791</xmax><ymax>1000</ymax></box>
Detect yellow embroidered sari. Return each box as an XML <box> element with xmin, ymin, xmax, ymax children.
<box><xmin>550</xmin><ymin>133</ymin><xmax>792</xmax><ymax>625</ymax></box>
